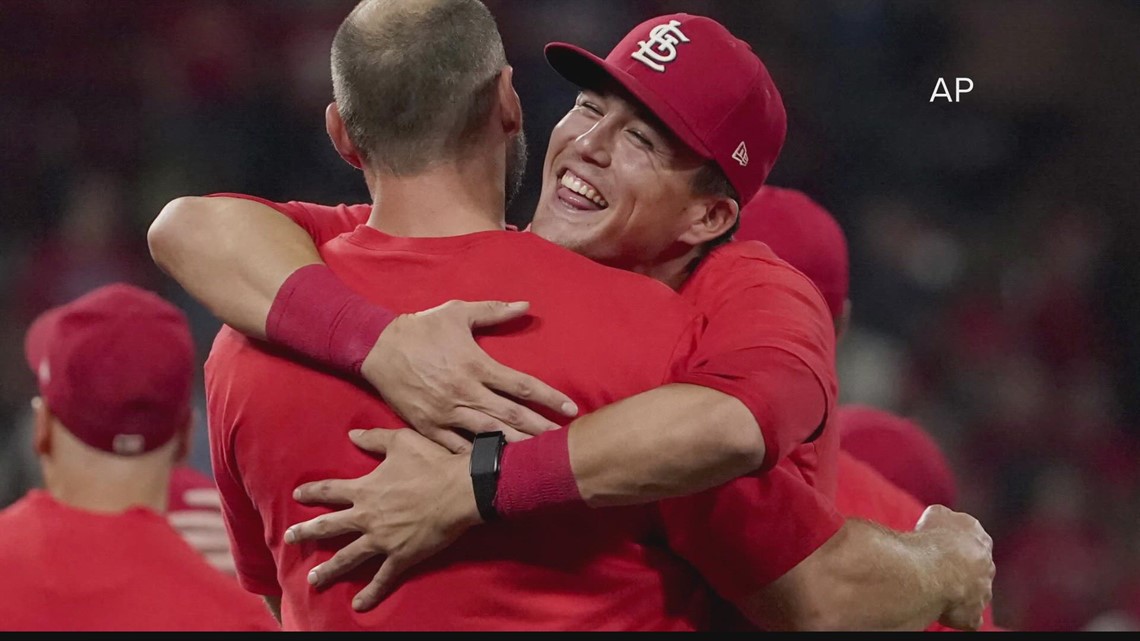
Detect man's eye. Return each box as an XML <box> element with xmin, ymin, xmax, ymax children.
<box><xmin>627</xmin><ymin>129</ymin><xmax>654</xmax><ymax>149</ymax></box>
<box><xmin>579</xmin><ymin>101</ymin><xmax>603</xmax><ymax>115</ymax></box>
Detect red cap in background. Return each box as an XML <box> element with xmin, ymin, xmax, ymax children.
<box><xmin>837</xmin><ymin>404</ymin><xmax>959</xmax><ymax>509</ymax></box>
<box><xmin>546</xmin><ymin>13</ymin><xmax>786</xmax><ymax>205</ymax></box>
<box><xmin>24</xmin><ymin>283</ymin><xmax>195</xmax><ymax>456</ymax></box>
<box><xmin>736</xmin><ymin>186</ymin><xmax>850</xmax><ymax>322</ymax></box>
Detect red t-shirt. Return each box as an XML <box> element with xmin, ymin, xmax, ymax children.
<box><xmin>677</xmin><ymin>240</ymin><xmax>840</xmax><ymax>498</ymax></box>
<box><xmin>0</xmin><ymin>490</ymin><xmax>279</xmax><ymax>631</ymax></box>
<box><xmin>205</xmin><ymin>196</ymin><xmax>844</xmax><ymax>630</ymax></box>
<box><xmin>210</xmin><ymin>193</ymin><xmax>839</xmax><ymax>482</ymax></box>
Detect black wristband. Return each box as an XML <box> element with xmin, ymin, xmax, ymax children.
<box><xmin>470</xmin><ymin>431</ymin><xmax>505</xmax><ymax>522</ymax></box>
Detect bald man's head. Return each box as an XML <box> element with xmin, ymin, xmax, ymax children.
<box><xmin>332</xmin><ymin>0</ymin><xmax>509</xmax><ymax>174</ymax></box>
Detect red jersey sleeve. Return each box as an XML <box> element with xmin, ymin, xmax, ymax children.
<box><xmin>207</xmin><ymin>193</ymin><xmax>370</xmax><ymax>247</ymax></box>
<box><xmin>676</xmin><ymin>241</ymin><xmax>838</xmax><ymax>470</ymax></box>
<box><xmin>658</xmin><ymin>459</ymin><xmax>844</xmax><ymax>603</ymax></box>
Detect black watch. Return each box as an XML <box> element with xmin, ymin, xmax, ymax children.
<box><xmin>470</xmin><ymin>431</ymin><xmax>506</xmax><ymax>522</ymax></box>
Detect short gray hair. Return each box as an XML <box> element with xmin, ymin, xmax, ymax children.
<box><xmin>331</xmin><ymin>0</ymin><xmax>507</xmax><ymax>174</ymax></box>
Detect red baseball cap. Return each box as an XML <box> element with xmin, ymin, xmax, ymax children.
<box><xmin>736</xmin><ymin>186</ymin><xmax>850</xmax><ymax>321</ymax></box>
<box><xmin>837</xmin><ymin>404</ymin><xmax>958</xmax><ymax>509</ymax></box>
<box><xmin>545</xmin><ymin>13</ymin><xmax>786</xmax><ymax>205</ymax></box>
<box><xmin>24</xmin><ymin>283</ymin><xmax>195</xmax><ymax>456</ymax></box>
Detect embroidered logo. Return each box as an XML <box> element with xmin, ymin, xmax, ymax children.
<box><xmin>630</xmin><ymin>20</ymin><xmax>691</xmax><ymax>72</ymax></box>
<box><xmin>732</xmin><ymin>141</ymin><xmax>750</xmax><ymax>167</ymax></box>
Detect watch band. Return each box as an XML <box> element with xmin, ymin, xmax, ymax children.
<box><xmin>470</xmin><ymin>431</ymin><xmax>506</xmax><ymax>522</ymax></box>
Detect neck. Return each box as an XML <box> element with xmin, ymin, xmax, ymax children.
<box><xmin>364</xmin><ymin>151</ymin><xmax>508</xmax><ymax>237</ymax></box>
<box><xmin>42</xmin><ymin>452</ymin><xmax>171</xmax><ymax>514</ymax></box>
<box><xmin>629</xmin><ymin>245</ymin><xmax>705</xmax><ymax>291</ymax></box>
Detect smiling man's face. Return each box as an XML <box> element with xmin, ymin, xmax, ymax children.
<box><xmin>530</xmin><ymin>85</ymin><xmax>716</xmax><ymax>273</ymax></box>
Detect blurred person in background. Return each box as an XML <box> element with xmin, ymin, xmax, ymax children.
<box><xmin>736</xmin><ymin>186</ymin><xmax>959</xmax><ymax>509</ymax></box>
<box><xmin>151</xmin><ymin>1</ymin><xmax>993</xmax><ymax>631</ymax></box>
<box><xmin>0</xmin><ymin>283</ymin><xmax>278</xmax><ymax>631</ymax></box>
<box><xmin>731</xmin><ymin>184</ymin><xmax>1002</xmax><ymax>632</ymax></box>
<box><xmin>0</xmin><ymin>383</ymin><xmax>238</xmax><ymax>579</ymax></box>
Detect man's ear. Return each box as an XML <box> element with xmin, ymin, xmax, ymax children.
<box><xmin>31</xmin><ymin>397</ymin><xmax>52</xmax><ymax>456</ymax></box>
<box><xmin>678</xmin><ymin>196</ymin><xmax>740</xmax><ymax>246</ymax></box>
<box><xmin>496</xmin><ymin>66</ymin><xmax>523</xmax><ymax>138</ymax></box>
<box><xmin>326</xmin><ymin>102</ymin><xmax>365</xmax><ymax>169</ymax></box>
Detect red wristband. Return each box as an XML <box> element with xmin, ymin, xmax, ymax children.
<box><xmin>266</xmin><ymin>264</ymin><xmax>396</xmax><ymax>375</ymax></box>
<box><xmin>493</xmin><ymin>427</ymin><xmax>584</xmax><ymax>518</ymax></box>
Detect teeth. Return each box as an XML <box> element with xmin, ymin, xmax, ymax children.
<box><xmin>560</xmin><ymin>171</ymin><xmax>608</xmax><ymax>208</ymax></box>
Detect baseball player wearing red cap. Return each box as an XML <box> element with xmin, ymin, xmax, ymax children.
<box><xmin>734</xmin><ymin>185</ymin><xmax>1003</xmax><ymax>631</ymax></box>
<box><xmin>152</xmin><ymin>4</ymin><xmax>993</xmax><ymax>631</ymax></box>
<box><xmin>0</xmin><ymin>284</ymin><xmax>278</xmax><ymax>632</ymax></box>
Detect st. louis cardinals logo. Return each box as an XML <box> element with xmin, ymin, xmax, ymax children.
<box><xmin>630</xmin><ymin>20</ymin><xmax>691</xmax><ymax>72</ymax></box>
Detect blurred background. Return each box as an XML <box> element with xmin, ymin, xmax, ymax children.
<box><xmin>1</xmin><ymin>0</ymin><xmax>1138</xmax><ymax>631</ymax></box>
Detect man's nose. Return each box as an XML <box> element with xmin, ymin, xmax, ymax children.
<box><xmin>572</xmin><ymin>120</ymin><xmax>613</xmax><ymax>168</ymax></box>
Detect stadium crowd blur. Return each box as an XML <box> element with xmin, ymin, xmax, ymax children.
<box><xmin>1</xmin><ymin>0</ymin><xmax>1137</xmax><ymax>632</ymax></box>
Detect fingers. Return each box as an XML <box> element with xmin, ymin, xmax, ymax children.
<box><xmin>409</xmin><ymin>426</ymin><xmax>472</xmax><ymax>455</ymax></box>
<box><xmin>482</xmin><ymin>362</ymin><xmax>578</xmax><ymax>419</ymax></box>
<box><xmin>284</xmin><ymin>510</ymin><xmax>358</xmax><ymax>544</ymax></box>
<box><xmin>449</xmin><ymin>407</ymin><xmax>529</xmax><ymax>442</ymax></box>
<box><xmin>461</xmin><ymin>300</ymin><xmax>531</xmax><ymax>328</ymax></box>
<box><xmin>470</xmin><ymin>388</ymin><xmax>564</xmax><ymax>436</ymax></box>
<box><xmin>352</xmin><ymin>557</ymin><xmax>408</xmax><ymax>612</ymax></box>
<box><xmin>307</xmin><ymin>537</ymin><xmax>383</xmax><ymax>589</ymax></box>
<box><xmin>293</xmin><ymin>479</ymin><xmax>356</xmax><ymax>507</ymax></box>
<box><xmin>344</xmin><ymin>428</ymin><xmax>394</xmax><ymax>455</ymax></box>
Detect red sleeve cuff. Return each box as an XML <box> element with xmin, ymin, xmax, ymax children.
<box><xmin>659</xmin><ymin>464</ymin><xmax>845</xmax><ymax>601</ymax></box>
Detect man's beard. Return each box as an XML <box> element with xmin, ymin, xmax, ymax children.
<box><xmin>504</xmin><ymin>129</ymin><xmax>528</xmax><ymax>211</ymax></box>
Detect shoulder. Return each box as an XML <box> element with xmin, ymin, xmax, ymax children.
<box><xmin>694</xmin><ymin>240</ymin><xmax>819</xmax><ymax>291</ymax></box>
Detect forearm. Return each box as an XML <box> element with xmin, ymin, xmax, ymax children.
<box><xmin>148</xmin><ymin>196</ymin><xmax>323</xmax><ymax>338</ymax></box>
<box><xmin>568</xmin><ymin>384</ymin><xmax>765</xmax><ymax>507</ymax></box>
<box><xmin>743</xmin><ymin>518</ymin><xmax>948</xmax><ymax>631</ymax></box>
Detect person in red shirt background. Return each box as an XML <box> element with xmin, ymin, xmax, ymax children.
<box><xmin>734</xmin><ymin>184</ymin><xmax>1004</xmax><ymax>632</ymax></box>
<box><xmin>151</xmin><ymin>1</ymin><xmax>993</xmax><ymax>631</ymax></box>
<box><xmin>736</xmin><ymin>185</ymin><xmax>960</xmax><ymax>510</ymax></box>
<box><xmin>0</xmin><ymin>283</ymin><xmax>277</xmax><ymax>632</ymax></box>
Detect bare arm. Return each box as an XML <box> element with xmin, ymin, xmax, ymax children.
<box><xmin>742</xmin><ymin>508</ymin><xmax>993</xmax><ymax>631</ymax></box>
<box><xmin>148</xmin><ymin>196</ymin><xmax>322</xmax><ymax>339</ymax></box>
<box><xmin>569</xmin><ymin>384</ymin><xmax>764</xmax><ymax>507</ymax></box>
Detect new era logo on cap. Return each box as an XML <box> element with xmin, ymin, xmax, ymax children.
<box><xmin>733</xmin><ymin>142</ymin><xmax>749</xmax><ymax>167</ymax></box>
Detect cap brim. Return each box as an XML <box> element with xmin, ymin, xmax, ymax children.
<box><xmin>544</xmin><ymin>42</ymin><xmax>714</xmax><ymax>161</ymax></box>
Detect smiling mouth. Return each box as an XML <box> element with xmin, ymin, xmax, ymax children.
<box><xmin>557</xmin><ymin>169</ymin><xmax>609</xmax><ymax>210</ymax></box>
